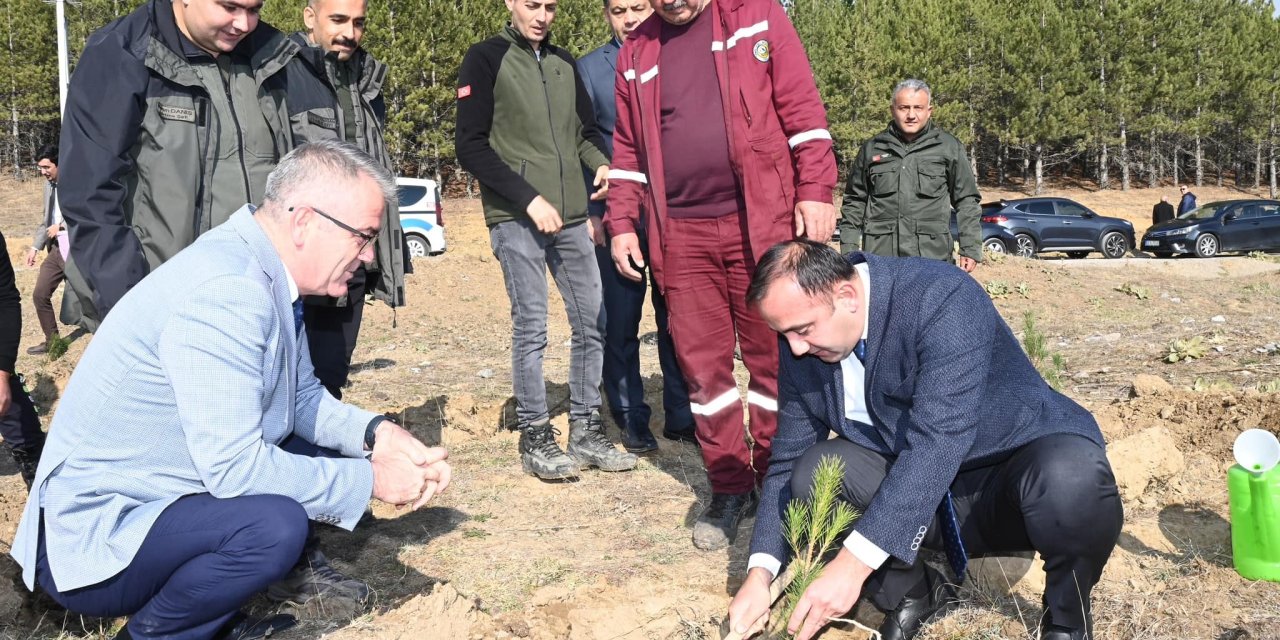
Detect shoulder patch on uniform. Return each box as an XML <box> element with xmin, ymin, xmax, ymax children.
<box><xmin>157</xmin><ymin>104</ymin><xmax>196</xmax><ymax>123</ymax></box>
<box><xmin>752</xmin><ymin>40</ymin><xmax>770</xmax><ymax>62</ymax></box>
<box><xmin>457</xmin><ymin>85</ymin><xmax>472</xmax><ymax>99</ymax></box>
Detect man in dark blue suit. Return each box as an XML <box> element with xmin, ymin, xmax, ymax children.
<box><xmin>727</xmin><ymin>240</ymin><xmax>1122</xmax><ymax>640</ymax></box>
<box><xmin>579</xmin><ymin>0</ymin><xmax>694</xmax><ymax>452</ymax></box>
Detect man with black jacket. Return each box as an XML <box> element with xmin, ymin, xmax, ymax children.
<box><xmin>58</xmin><ymin>0</ymin><xmax>297</xmax><ymax>331</ymax></box>
<box><xmin>0</xmin><ymin>230</ymin><xmax>45</xmax><ymax>490</ymax></box>
<box><xmin>283</xmin><ymin>0</ymin><xmax>408</xmax><ymax>399</ymax></box>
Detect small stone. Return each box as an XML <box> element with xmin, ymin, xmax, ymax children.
<box><xmin>1131</xmin><ymin>374</ymin><xmax>1173</xmax><ymax>397</ymax></box>
<box><xmin>1159</xmin><ymin>406</ymin><xmax>1175</xmax><ymax>419</ymax></box>
<box><xmin>477</xmin><ymin>369</ymin><xmax>494</xmax><ymax>379</ymax></box>
<box><xmin>1170</xmin><ymin>297</ymin><xmax>1181</xmax><ymax>303</ymax></box>
<box><xmin>1214</xmin><ymin>346</ymin><xmax>1225</xmax><ymax>353</ymax></box>
<box><xmin>480</xmin><ymin>255</ymin><xmax>491</xmax><ymax>263</ymax></box>
<box><xmin>1211</xmin><ymin>315</ymin><xmax>1226</xmax><ymax>323</ymax></box>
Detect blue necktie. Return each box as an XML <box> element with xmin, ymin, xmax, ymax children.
<box><xmin>293</xmin><ymin>300</ymin><xmax>304</xmax><ymax>337</ymax></box>
<box><xmin>939</xmin><ymin>492</ymin><xmax>968</xmax><ymax>582</ymax></box>
<box><xmin>853</xmin><ymin>339</ymin><xmax>866</xmax><ymax>363</ymax></box>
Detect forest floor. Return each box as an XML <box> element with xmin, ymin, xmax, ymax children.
<box><xmin>1</xmin><ymin>177</ymin><xmax>1279</xmax><ymax>639</ymax></box>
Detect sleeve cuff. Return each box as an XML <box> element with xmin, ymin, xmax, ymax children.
<box><xmin>842</xmin><ymin>531</ymin><xmax>889</xmax><ymax>570</ymax></box>
<box><xmin>796</xmin><ymin>184</ymin><xmax>833</xmax><ymax>205</ymax></box>
<box><xmin>746</xmin><ymin>553</ymin><xmax>781</xmax><ymax>579</ymax></box>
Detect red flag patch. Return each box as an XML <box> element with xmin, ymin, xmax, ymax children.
<box><xmin>872</xmin><ymin>154</ymin><xmax>882</xmax><ymax>162</ymax></box>
<box><xmin>457</xmin><ymin>85</ymin><xmax>472</xmax><ymax>99</ymax></box>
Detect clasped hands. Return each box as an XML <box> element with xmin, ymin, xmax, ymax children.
<box><xmin>369</xmin><ymin>421</ymin><xmax>452</xmax><ymax>511</ymax></box>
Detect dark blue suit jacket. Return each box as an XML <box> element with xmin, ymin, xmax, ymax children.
<box><xmin>749</xmin><ymin>253</ymin><xmax>1104</xmax><ymax>567</ymax></box>
<box><xmin>579</xmin><ymin>39</ymin><xmax>619</xmax><ymax>217</ymax></box>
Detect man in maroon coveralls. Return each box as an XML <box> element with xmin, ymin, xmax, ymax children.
<box><xmin>604</xmin><ymin>0</ymin><xmax>838</xmax><ymax>550</ymax></box>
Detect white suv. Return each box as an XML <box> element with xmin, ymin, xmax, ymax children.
<box><xmin>396</xmin><ymin>177</ymin><xmax>446</xmax><ymax>256</ymax></box>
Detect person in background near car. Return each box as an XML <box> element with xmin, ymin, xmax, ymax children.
<box><xmin>729</xmin><ymin>240</ymin><xmax>1123</xmax><ymax>640</ymax></box>
<box><xmin>283</xmin><ymin>0</ymin><xmax>409</xmax><ymax>400</ymax></box>
<box><xmin>605</xmin><ymin>0</ymin><xmax>838</xmax><ymax>550</ymax></box>
<box><xmin>1152</xmin><ymin>195</ymin><xmax>1175</xmax><ymax>226</ymax></box>
<box><xmin>1178</xmin><ymin>185</ymin><xmax>1197</xmax><ymax>215</ymax></box>
<box><xmin>1</xmin><ymin>230</ymin><xmax>46</xmax><ymax>490</ymax></box>
<box><xmin>24</xmin><ymin>144</ymin><xmax>68</xmax><ymax>355</ymax></box>
<box><xmin>57</xmin><ymin>0</ymin><xmax>297</xmax><ymax>333</ymax></box>
<box><xmin>840</xmin><ymin>79</ymin><xmax>982</xmax><ymax>272</ymax></box>
<box><xmin>456</xmin><ymin>0</ymin><xmax>637</xmax><ymax>481</ymax></box>
<box><xmin>10</xmin><ymin>142</ymin><xmax>451</xmax><ymax>640</ymax></box>
<box><xmin>579</xmin><ymin>0</ymin><xmax>695</xmax><ymax>453</ymax></box>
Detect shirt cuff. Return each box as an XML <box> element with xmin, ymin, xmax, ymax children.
<box><xmin>746</xmin><ymin>553</ymin><xmax>781</xmax><ymax>579</ymax></box>
<box><xmin>842</xmin><ymin>531</ymin><xmax>889</xmax><ymax>570</ymax></box>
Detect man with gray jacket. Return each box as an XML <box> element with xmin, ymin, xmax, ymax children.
<box><xmin>58</xmin><ymin>0</ymin><xmax>297</xmax><ymax>330</ymax></box>
<box><xmin>283</xmin><ymin>0</ymin><xmax>408</xmax><ymax>399</ymax></box>
<box><xmin>23</xmin><ymin>144</ymin><xmax>67</xmax><ymax>355</ymax></box>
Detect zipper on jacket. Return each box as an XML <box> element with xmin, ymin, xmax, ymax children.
<box><xmin>535</xmin><ymin>52</ymin><xmax>566</xmax><ymax>221</ymax></box>
<box><xmin>520</xmin><ymin>159</ymin><xmax>528</xmax><ymax>178</ymax></box>
<box><xmin>194</xmin><ymin>94</ymin><xmax>213</xmax><ymax>234</ymax></box>
<box><xmin>220</xmin><ymin>58</ymin><xmax>254</xmax><ymax>203</ymax></box>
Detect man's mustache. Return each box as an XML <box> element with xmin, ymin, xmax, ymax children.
<box><xmin>333</xmin><ymin>38</ymin><xmax>358</xmax><ymax>48</ymax></box>
<box><xmin>662</xmin><ymin>0</ymin><xmax>689</xmax><ymax>10</ymax></box>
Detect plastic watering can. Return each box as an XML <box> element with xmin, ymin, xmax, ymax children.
<box><xmin>1228</xmin><ymin>428</ymin><xmax>1280</xmax><ymax>582</ymax></box>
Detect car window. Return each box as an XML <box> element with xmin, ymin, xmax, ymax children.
<box><xmin>397</xmin><ymin>185</ymin><xmax>428</xmax><ymax>208</ymax></box>
<box><xmin>1015</xmin><ymin>201</ymin><xmax>1055</xmax><ymax>215</ymax></box>
<box><xmin>1056</xmin><ymin>201</ymin><xmax>1091</xmax><ymax>217</ymax></box>
<box><xmin>1260</xmin><ymin>204</ymin><xmax>1280</xmax><ymax>217</ymax></box>
<box><xmin>1236</xmin><ymin>205</ymin><xmax>1260</xmax><ymax>220</ymax></box>
<box><xmin>1180</xmin><ymin>203</ymin><xmax>1229</xmax><ymax>220</ymax></box>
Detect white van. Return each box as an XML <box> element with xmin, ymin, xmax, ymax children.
<box><xmin>396</xmin><ymin>177</ymin><xmax>446</xmax><ymax>256</ymax></box>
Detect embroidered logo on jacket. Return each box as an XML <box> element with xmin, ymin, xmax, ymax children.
<box><xmin>457</xmin><ymin>85</ymin><xmax>472</xmax><ymax>99</ymax></box>
<box><xmin>752</xmin><ymin>40</ymin><xmax>770</xmax><ymax>62</ymax></box>
<box><xmin>307</xmin><ymin>112</ymin><xmax>337</xmax><ymax>130</ymax></box>
<box><xmin>157</xmin><ymin>104</ymin><xmax>196</xmax><ymax>123</ymax></box>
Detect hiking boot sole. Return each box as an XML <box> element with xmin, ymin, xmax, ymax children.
<box><xmin>521</xmin><ymin>457</ymin><xmax>580</xmax><ymax>480</ymax></box>
<box><xmin>567</xmin><ymin>453</ymin><xmax>637</xmax><ymax>472</ymax></box>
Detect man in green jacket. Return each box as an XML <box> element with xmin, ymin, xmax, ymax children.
<box><xmin>455</xmin><ymin>0</ymin><xmax>636</xmax><ymax>481</ymax></box>
<box><xmin>839</xmin><ymin>79</ymin><xmax>982</xmax><ymax>272</ymax></box>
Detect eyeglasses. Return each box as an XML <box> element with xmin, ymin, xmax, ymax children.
<box><xmin>290</xmin><ymin>206</ymin><xmax>377</xmax><ymax>251</ymax></box>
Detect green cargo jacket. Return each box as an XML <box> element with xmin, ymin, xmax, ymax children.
<box><xmin>839</xmin><ymin>122</ymin><xmax>982</xmax><ymax>262</ymax></box>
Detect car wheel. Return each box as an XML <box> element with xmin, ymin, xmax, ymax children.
<box><xmin>1013</xmin><ymin>233</ymin><xmax>1036</xmax><ymax>258</ymax></box>
<box><xmin>1100</xmin><ymin>231</ymin><xmax>1129</xmax><ymax>259</ymax></box>
<box><xmin>1194</xmin><ymin>233</ymin><xmax>1219</xmax><ymax>258</ymax></box>
<box><xmin>983</xmin><ymin>237</ymin><xmax>1008</xmax><ymax>255</ymax></box>
<box><xmin>1066</xmin><ymin>251</ymin><xmax>1089</xmax><ymax>259</ymax></box>
<box><xmin>406</xmin><ymin>234</ymin><xmax>430</xmax><ymax>258</ymax></box>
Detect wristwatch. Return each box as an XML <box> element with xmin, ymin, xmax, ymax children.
<box><xmin>364</xmin><ymin>416</ymin><xmax>386</xmax><ymax>450</ymax></box>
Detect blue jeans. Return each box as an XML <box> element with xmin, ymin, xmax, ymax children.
<box><xmin>594</xmin><ymin>230</ymin><xmax>693</xmax><ymax>431</ymax></box>
<box><xmin>490</xmin><ymin>219</ymin><xmax>605</xmax><ymax>426</ymax></box>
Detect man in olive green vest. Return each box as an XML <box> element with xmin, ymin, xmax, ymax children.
<box><xmin>839</xmin><ymin>79</ymin><xmax>982</xmax><ymax>273</ymax></box>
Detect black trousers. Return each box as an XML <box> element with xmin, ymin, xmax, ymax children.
<box><xmin>303</xmin><ymin>268</ymin><xmax>367</xmax><ymax>399</ymax></box>
<box><xmin>791</xmin><ymin>433</ymin><xmax>1123</xmax><ymax>633</ymax></box>
<box><xmin>1</xmin><ymin>373</ymin><xmax>43</xmax><ymax>450</ymax></box>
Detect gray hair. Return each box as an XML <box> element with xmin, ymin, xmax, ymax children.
<box><xmin>262</xmin><ymin>140</ymin><xmax>396</xmax><ymax>216</ymax></box>
<box><xmin>892</xmin><ymin>78</ymin><xmax>931</xmax><ymax>104</ymax></box>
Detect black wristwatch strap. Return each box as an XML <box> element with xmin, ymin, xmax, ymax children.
<box><xmin>365</xmin><ymin>416</ymin><xmax>387</xmax><ymax>450</ymax></box>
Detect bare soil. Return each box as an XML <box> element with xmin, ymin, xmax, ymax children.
<box><xmin>1</xmin><ymin>177</ymin><xmax>1279</xmax><ymax>640</ymax></box>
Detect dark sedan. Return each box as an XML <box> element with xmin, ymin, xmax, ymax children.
<box><xmin>1141</xmin><ymin>199</ymin><xmax>1280</xmax><ymax>258</ymax></box>
<box><xmin>980</xmin><ymin>197</ymin><xmax>1136</xmax><ymax>259</ymax></box>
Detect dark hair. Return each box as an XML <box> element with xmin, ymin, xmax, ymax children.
<box><xmin>36</xmin><ymin>144</ymin><xmax>58</xmax><ymax>165</ymax></box>
<box><xmin>747</xmin><ymin>239</ymin><xmax>854</xmax><ymax>305</ymax></box>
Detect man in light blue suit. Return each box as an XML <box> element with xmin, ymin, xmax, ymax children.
<box><xmin>728</xmin><ymin>241</ymin><xmax>1121</xmax><ymax>640</ymax></box>
<box><xmin>11</xmin><ymin>141</ymin><xmax>451</xmax><ymax>640</ymax></box>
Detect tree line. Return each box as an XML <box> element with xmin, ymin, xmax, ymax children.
<box><xmin>2</xmin><ymin>0</ymin><xmax>1277</xmax><ymax>197</ymax></box>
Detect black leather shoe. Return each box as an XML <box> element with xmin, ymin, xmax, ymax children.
<box><xmin>216</xmin><ymin>612</ymin><xmax>297</xmax><ymax>640</ymax></box>
<box><xmin>661</xmin><ymin>425</ymin><xmax>698</xmax><ymax>445</ymax></box>
<box><xmin>619</xmin><ymin>422</ymin><xmax>659</xmax><ymax>453</ymax></box>
<box><xmin>1041</xmin><ymin>625</ymin><xmax>1087</xmax><ymax>640</ymax></box>
<box><xmin>878</xmin><ymin>567</ymin><xmax>958</xmax><ymax>640</ymax></box>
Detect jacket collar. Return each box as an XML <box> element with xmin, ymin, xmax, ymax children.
<box><xmin>502</xmin><ymin>24</ymin><xmax>555</xmax><ymax>55</ymax></box>
<box><xmin>846</xmin><ymin>252</ymin><xmax>891</xmax><ymax>368</ymax></box>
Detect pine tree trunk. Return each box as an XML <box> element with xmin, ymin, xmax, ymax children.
<box><xmin>1099</xmin><ymin>143</ymin><xmax>1109</xmax><ymax>189</ymax></box>
<box><xmin>1172</xmin><ymin>145</ymin><xmax>1180</xmax><ymax>185</ymax></box>
<box><xmin>1150</xmin><ymin>139</ymin><xmax>1160</xmax><ymax>188</ymax></box>
<box><xmin>998</xmin><ymin>141</ymin><xmax>1007</xmax><ymax>186</ymax></box>
<box><xmin>1194</xmin><ymin>133</ymin><xmax>1203</xmax><ymax>186</ymax></box>
<box><xmin>1034</xmin><ymin>144</ymin><xmax>1044</xmax><ymax>195</ymax></box>
<box><xmin>1120</xmin><ymin>121</ymin><xmax>1130</xmax><ymax>191</ymax></box>
<box><xmin>1255</xmin><ymin>141</ymin><xmax>1262</xmax><ymax>189</ymax></box>
<box><xmin>8</xmin><ymin>4</ymin><xmax>18</xmax><ymax>177</ymax></box>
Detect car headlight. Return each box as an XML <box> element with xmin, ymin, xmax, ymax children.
<box><xmin>1161</xmin><ymin>227</ymin><xmax>1193</xmax><ymax>237</ymax></box>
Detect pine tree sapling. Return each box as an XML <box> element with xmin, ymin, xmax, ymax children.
<box><xmin>774</xmin><ymin>455</ymin><xmax>860</xmax><ymax>638</ymax></box>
